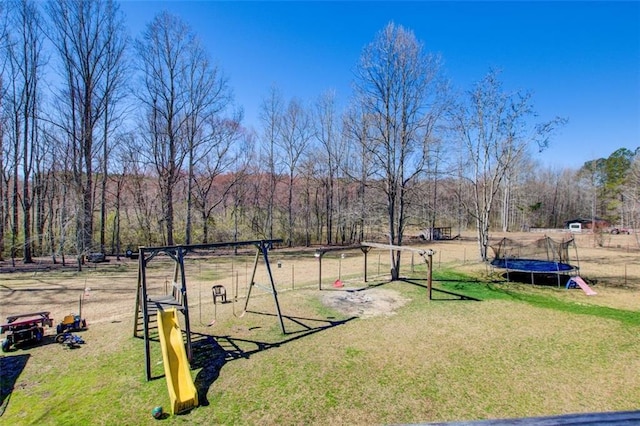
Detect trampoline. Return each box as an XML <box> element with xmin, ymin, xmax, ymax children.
<box><xmin>489</xmin><ymin>236</ymin><xmax>580</xmax><ymax>287</ymax></box>
<box><xmin>490</xmin><ymin>258</ymin><xmax>577</xmax><ymax>273</ymax></box>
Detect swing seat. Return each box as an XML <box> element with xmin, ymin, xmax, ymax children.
<box><xmin>212</xmin><ymin>285</ymin><xmax>227</xmax><ymax>304</ymax></box>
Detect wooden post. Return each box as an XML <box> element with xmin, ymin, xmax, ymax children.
<box><xmin>316</xmin><ymin>251</ymin><xmax>323</xmax><ymax>290</ymax></box>
<box><xmin>428</xmin><ymin>251</ymin><xmax>433</xmax><ymax>300</ymax></box>
<box><xmin>364</xmin><ymin>249</ymin><xmax>368</xmax><ymax>283</ymax></box>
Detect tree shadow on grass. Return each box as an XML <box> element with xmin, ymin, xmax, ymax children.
<box><xmin>354</xmin><ymin>277</ymin><xmax>481</xmax><ymax>301</ymax></box>
<box><xmin>0</xmin><ymin>354</ymin><xmax>30</xmax><ymax>417</ymax></box>
<box><xmin>400</xmin><ymin>277</ymin><xmax>481</xmax><ymax>301</ymax></box>
<box><xmin>190</xmin><ymin>313</ymin><xmax>355</xmax><ymax>406</ymax></box>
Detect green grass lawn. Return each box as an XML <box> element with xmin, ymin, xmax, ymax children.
<box><xmin>1</xmin><ymin>269</ymin><xmax>639</xmax><ymax>425</ymax></box>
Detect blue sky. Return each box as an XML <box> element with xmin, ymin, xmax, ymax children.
<box><xmin>120</xmin><ymin>1</ymin><xmax>640</xmax><ymax>169</ymax></box>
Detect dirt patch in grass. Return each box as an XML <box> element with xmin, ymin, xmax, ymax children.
<box><xmin>321</xmin><ymin>287</ymin><xmax>410</xmax><ymax>318</ymax></box>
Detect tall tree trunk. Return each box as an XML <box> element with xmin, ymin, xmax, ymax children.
<box><xmin>11</xmin><ymin>121</ymin><xmax>19</xmax><ymax>266</ymax></box>
<box><xmin>287</xmin><ymin>171</ymin><xmax>294</xmax><ymax>247</ymax></box>
<box><xmin>501</xmin><ymin>175</ymin><xmax>511</xmax><ymax>232</ymax></box>
<box><xmin>22</xmin><ymin>81</ymin><xmax>36</xmax><ymax>263</ymax></box>
<box><xmin>100</xmin><ymin>106</ymin><xmax>109</xmax><ymax>254</ymax></box>
<box><xmin>0</xmin><ymin>76</ymin><xmax>4</xmax><ymax>261</ymax></box>
<box><xmin>0</xmin><ymin>101</ymin><xmax>3</xmax><ymax>261</ymax></box>
<box><xmin>185</xmin><ymin>145</ymin><xmax>194</xmax><ymax>245</ymax></box>
<box><xmin>111</xmin><ymin>174</ymin><xmax>123</xmax><ymax>259</ymax></box>
<box><xmin>165</xmin><ymin>187</ymin><xmax>174</xmax><ymax>246</ymax></box>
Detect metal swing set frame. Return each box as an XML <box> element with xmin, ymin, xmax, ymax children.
<box><xmin>133</xmin><ymin>239</ymin><xmax>284</xmax><ymax>381</ymax></box>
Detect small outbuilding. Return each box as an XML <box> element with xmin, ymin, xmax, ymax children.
<box><xmin>564</xmin><ymin>218</ymin><xmax>610</xmax><ymax>231</ymax></box>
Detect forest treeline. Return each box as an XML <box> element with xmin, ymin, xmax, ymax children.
<box><xmin>1</xmin><ymin>1</ymin><xmax>638</xmax><ymax>267</ymax></box>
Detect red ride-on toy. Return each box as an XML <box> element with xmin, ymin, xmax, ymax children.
<box><xmin>1</xmin><ymin>312</ymin><xmax>54</xmax><ymax>352</ymax></box>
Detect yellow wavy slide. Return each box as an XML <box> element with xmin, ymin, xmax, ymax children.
<box><xmin>157</xmin><ymin>308</ymin><xmax>199</xmax><ymax>415</ymax></box>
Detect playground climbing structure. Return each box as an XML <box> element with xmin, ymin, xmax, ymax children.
<box><xmin>133</xmin><ymin>239</ymin><xmax>284</xmax><ymax>381</ymax></box>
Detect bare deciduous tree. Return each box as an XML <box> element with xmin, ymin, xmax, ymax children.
<box><xmin>0</xmin><ymin>2</ymin><xmax>7</xmax><ymax>262</ymax></box>
<box><xmin>135</xmin><ymin>11</ymin><xmax>229</xmax><ymax>246</ymax></box>
<box><xmin>47</xmin><ymin>0</ymin><xmax>127</xmax><ymax>265</ymax></box>
<box><xmin>6</xmin><ymin>0</ymin><xmax>46</xmax><ymax>263</ymax></box>
<box><xmin>227</xmin><ymin>130</ymin><xmax>254</xmax><ymax>250</ymax></box>
<box><xmin>121</xmin><ymin>135</ymin><xmax>157</xmax><ymax>246</ymax></box>
<box><xmin>259</xmin><ymin>85</ymin><xmax>284</xmax><ymax>240</ymax></box>
<box><xmin>277</xmin><ymin>97</ymin><xmax>313</xmax><ymax>247</ymax></box>
<box><xmin>452</xmin><ymin>69</ymin><xmax>566</xmax><ymax>260</ymax></box>
<box><xmin>182</xmin><ymin>37</ymin><xmax>233</xmax><ymax>245</ymax></box>
<box><xmin>314</xmin><ymin>90</ymin><xmax>346</xmax><ymax>244</ymax></box>
<box><xmin>0</xmin><ymin>74</ymin><xmax>4</xmax><ymax>261</ymax></box>
<box><xmin>343</xmin><ymin>104</ymin><xmax>375</xmax><ymax>243</ymax></box>
<box><xmin>624</xmin><ymin>153</ymin><xmax>640</xmax><ymax>233</ymax></box>
<box><xmin>97</xmin><ymin>2</ymin><xmax>128</xmax><ymax>254</ymax></box>
<box><xmin>352</xmin><ymin>22</ymin><xmax>446</xmax><ymax>278</ymax></box>
<box><xmin>191</xmin><ymin>115</ymin><xmax>244</xmax><ymax>243</ymax></box>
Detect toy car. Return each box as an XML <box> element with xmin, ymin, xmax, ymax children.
<box><xmin>56</xmin><ymin>314</ymin><xmax>87</xmax><ymax>335</ymax></box>
<box><xmin>55</xmin><ymin>293</ymin><xmax>88</xmax><ymax>338</ymax></box>
<box><xmin>1</xmin><ymin>312</ymin><xmax>54</xmax><ymax>352</ymax></box>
